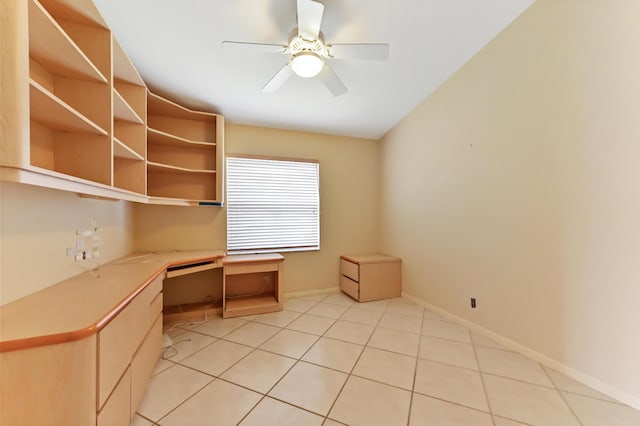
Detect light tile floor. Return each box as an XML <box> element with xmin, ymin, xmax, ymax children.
<box><xmin>131</xmin><ymin>293</ymin><xmax>640</xmax><ymax>426</ymax></box>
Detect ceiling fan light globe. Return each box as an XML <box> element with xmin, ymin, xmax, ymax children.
<box><xmin>291</xmin><ymin>52</ymin><xmax>323</xmax><ymax>78</ymax></box>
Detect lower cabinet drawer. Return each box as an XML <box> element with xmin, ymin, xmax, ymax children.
<box><xmin>340</xmin><ymin>274</ymin><xmax>359</xmax><ymax>301</ymax></box>
<box><xmin>98</xmin><ymin>275</ymin><xmax>163</xmax><ymax>409</ymax></box>
<box><xmin>130</xmin><ymin>314</ymin><xmax>162</xmax><ymax>418</ymax></box>
<box><xmin>340</xmin><ymin>258</ymin><xmax>359</xmax><ymax>282</ymax></box>
<box><xmin>97</xmin><ymin>367</ymin><xmax>131</xmax><ymax>426</ymax></box>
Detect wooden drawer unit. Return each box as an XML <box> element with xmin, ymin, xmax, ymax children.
<box><xmin>98</xmin><ymin>274</ymin><xmax>162</xmax><ymax>409</ymax></box>
<box><xmin>339</xmin><ymin>254</ymin><xmax>402</xmax><ymax>302</ymax></box>
<box><xmin>98</xmin><ymin>274</ymin><xmax>164</xmax><ymax>417</ymax></box>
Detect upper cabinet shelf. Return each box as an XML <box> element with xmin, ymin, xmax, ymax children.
<box><xmin>29</xmin><ymin>0</ymin><xmax>107</xmax><ymax>84</ymax></box>
<box><xmin>30</xmin><ymin>79</ymin><xmax>107</xmax><ymax>135</ymax></box>
<box><xmin>147</xmin><ymin>128</ymin><xmax>216</xmax><ymax>148</ymax></box>
<box><xmin>113</xmin><ymin>89</ymin><xmax>144</xmax><ymax>124</ymax></box>
<box><xmin>146</xmin><ymin>92</ymin><xmax>224</xmax><ymax>204</ymax></box>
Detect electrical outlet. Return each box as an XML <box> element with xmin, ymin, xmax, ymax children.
<box><xmin>68</xmin><ymin>220</ymin><xmax>102</xmax><ymax>261</ymax></box>
<box><xmin>470</xmin><ymin>298</ymin><xmax>477</xmax><ymax>309</ymax></box>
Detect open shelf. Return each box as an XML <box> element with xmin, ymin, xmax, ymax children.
<box><xmin>222</xmin><ymin>254</ymin><xmax>284</xmax><ymax>318</ymax></box>
<box><xmin>114</xmin><ymin>138</ymin><xmax>144</xmax><ymax>160</ymax></box>
<box><xmin>147</xmin><ymin>128</ymin><xmax>216</xmax><ymax>148</ymax></box>
<box><xmin>147</xmin><ymin>167</ymin><xmax>217</xmax><ymax>201</ymax></box>
<box><xmin>29</xmin><ymin>0</ymin><xmax>107</xmax><ymax>83</ymax></box>
<box><xmin>147</xmin><ymin>92</ymin><xmax>215</xmax><ymax>121</ymax></box>
<box><xmin>147</xmin><ymin>161</ymin><xmax>215</xmax><ymax>174</ymax></box>
<box><xmin>148</xmin><ymin>139</ymin><xmax>216</xmax><ymax>171</ymax></box>
<box><xmin>114</xmin><ymin>90</ymin><xmax>143</xmax><ymax>124</ymax></box>
<box><xmin>113</xmin><ymin>157</ymin><xmax>146</xmax><ymax>194</ymax></box>
<box><xmin>30</xmin><ymin>79</ymin><xmax>107</xmax><ymax>135</ymax></box>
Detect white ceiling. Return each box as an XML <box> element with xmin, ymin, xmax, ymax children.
<box><xmin>94</xmin><ymin>0</ymin><xmax>534</xmax><ymax>140</ymax></box>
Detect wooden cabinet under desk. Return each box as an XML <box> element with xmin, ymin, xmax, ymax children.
<box><xmin>340</xmin><ymin>254</ymin><xmax>402</xmax><ymax>302</ymax></box>
<box><xmin>223</xmin><ymin>253</ymin><xmax>284</xmax><ymax>318</ymax></box>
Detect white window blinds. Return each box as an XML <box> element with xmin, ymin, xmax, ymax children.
<box><xmin>226</xmin><ymin>156</ymin><xmax>320</xmax><ymax>253</ymax></box>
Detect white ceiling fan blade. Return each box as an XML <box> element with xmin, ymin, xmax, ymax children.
<box><xmin>297</xmin><ymin>0</ymin><xmax>324</xmax><ymax>40</ymax></box>
<box><xmin>328</xmin><ymin>44</ymin><xmax>390</xmax><ymax>61</ymax></box>
<box><xmin>262</xmin><ymin>63</ymin><xmax>294</xmax><ymax>93</ymax></box>
<box><xmin>318</xmin><ymin>65</ymin><xmax>347</xmax><ymax>97</ymax></box>
<box><xmin>222</xmin><ymin>41</ymin><xmax>286</xmax><ymax>54</ymax></box>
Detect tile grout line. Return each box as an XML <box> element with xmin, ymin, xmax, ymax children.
<box><xmin>322</xmin><ymin>296</ymin><xmax>392</xmax><ymax>424</ymax></box>
<box><xmin>234</xmin><ymin>295</ymin><xmax>357</xmax><ymax>424</ymax></box>
<box><xmin>541</xmin><ymin>363</ymin><xmax>585</xmax><ymax>426</ymax></box>
<box><xmin>153</xmin><ymin>315</ymin><xmax>288</xmax><ymax>424</ymax></box>
<box><xmin>228</xmin><ymin>299</ymin><xmax>327</xmax><ymax>425</ymax></box>
<box><xmin>406</xmin><ymin>302</ymin><xmax>426</xmax><ymax>426</ymax></box>
<box><xmin>470</xmin><ymin>330</ymin><xmax>497</xmax><ymax>426</ymax></box>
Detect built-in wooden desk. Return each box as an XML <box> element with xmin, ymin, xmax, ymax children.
<box><xmin>0</xmin><ymin>250</ymin><xmax>225</xmax><ymax>426</ymax></box>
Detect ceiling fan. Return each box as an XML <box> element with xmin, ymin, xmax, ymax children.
<box><xmin>222</xmin><ymin>0</ymin><xmax>389</xmax><ymax>96</ymax></box>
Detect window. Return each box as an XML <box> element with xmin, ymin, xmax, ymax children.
<box><xmin>226</xmin><ymin>155</ymin><xmax>320</xmax><ymax>253</ymax></box>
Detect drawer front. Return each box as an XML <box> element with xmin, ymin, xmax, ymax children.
<box><xmin>340</xmin><ymin>274</ymin><xmax>359</xmax><ymax>301</ymax></box>
<box><xmin>97</xmin><ymin>367</ymin><xmax>131</xmax><ymax>426</ymax></box>
<box><xmin>225</xmin><ymin>262</ymin><xmax>278</xmax><ymax>276</ymax></box>
<box><xmin>98</xmin><ymin>275</ymin><xmax>163</xmax><ymax>409</ymax></box>
<box><xmin>130</xmin><ymin>314</ymin><xmax>162</xmax><ymax>418</ymax></box>
<box><xmin>340</xmin><ymin>258</ymin><xmax>359</xmax><ymax>282</ymax></box>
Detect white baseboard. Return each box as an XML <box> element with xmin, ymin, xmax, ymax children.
<box><xmin>283</xmin><ymin>287</ymin><xmax>339</xmax><ymax>299</ymax></box>
<box><xmin>402</xmin><ymin>291</ymin><xmax>640</xmax><ymax>411</ymax></box>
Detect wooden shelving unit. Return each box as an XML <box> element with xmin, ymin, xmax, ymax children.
<box><xmin>1</xmin><ymin>0</ymin><xmax>225</xmax><ymax>205</ymax></box>
<box><xmin>112</xmin><ymin>36</ymin><xmax>146</xmax><ymax>195</ymax></box>
<box><xmin>146</xmin><ymin>92</ymin><xmax>224</xmax><ymax>204</ymax></box>
<box><xmin>28</xmin><ymin>0</ymin><xmax>112</xmax><ymax>185</ymax></box>
<box><xmin>29</xmin><ymin>0</ymin><xmax>107</xmax><ymax>84</ymax></box>
<box><xmin>222</xmin><ymin>254</ymin><xmax>284</xmax><ymax>318</ymax></box>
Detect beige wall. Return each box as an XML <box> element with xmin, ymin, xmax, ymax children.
<box><xmin>134</xmin><ymin>123</ymin><xmax>379</xmax><ymax>296</ymax></box>
<box><xmin>0</xmin><ymin>181</ymin><xmax>134</xmax><ymax>304</ymax></box>
<box><xmin>380</xmin><ymin>0</ymin><xmax>640</xmax><ymax>406</ymax></box>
